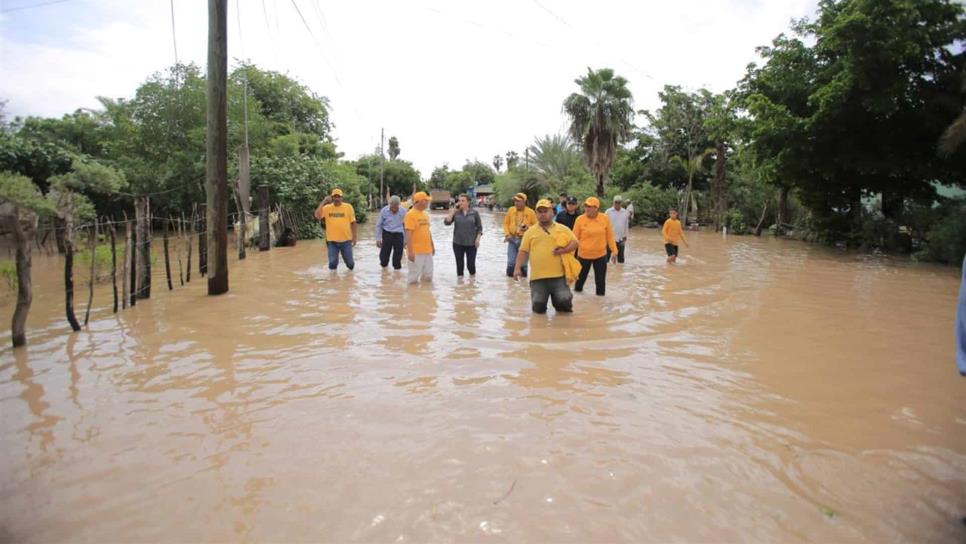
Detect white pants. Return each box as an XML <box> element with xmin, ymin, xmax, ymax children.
<box><xmin>407</xmin><ymin>253</ymin><xmax>434</xmax><ymax>284</ymax></box>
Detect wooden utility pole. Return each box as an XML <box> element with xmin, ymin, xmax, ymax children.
<box><xmin>379</xmin><ymin>128</ymin><xmax>386</xmax><ymax>210</ymax></box>
<box><xmin>206</xmin><ymin>0</ymin><xmax>229</xmax><ymax>295</ymax></box>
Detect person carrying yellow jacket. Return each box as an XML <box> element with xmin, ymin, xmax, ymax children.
<box><xmin>503</xmin><ymin>192</ymin><xmax>537</xmax><ymax>277</ymax></box>
<box><xmin>572</xmin><ymin>196</ymin><xmax>618</xmax><ymax>296</ymax></box>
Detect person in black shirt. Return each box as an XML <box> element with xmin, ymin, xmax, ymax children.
<box><xmin>555</xmin><ymin>196</ymin><xmax>579</xmax><ymax>230</ymax></box>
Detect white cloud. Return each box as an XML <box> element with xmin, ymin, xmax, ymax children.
<box><xmin>0</xmin><ymin>0</ymin><xmax>817</xmax><ymax>176</ymax></box>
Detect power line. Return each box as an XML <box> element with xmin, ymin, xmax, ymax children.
<box><xmin>528</xmin><ymin>0</ymin><xmax>657</xmax><ymax>82</ymax></box>
<box><xmin>235</xmin><ymin>0</ymin><xmax>245</xmax><ymax>58</ymax></box>
<box><xmin>0</xmin><ymin>0</ymin><xmax>71</xmax><ymax>13</ymax></box>
<box><xmin>289</xmin><ymin>0</ymin><xmax>343</xmax><ymax>87</ymax></box>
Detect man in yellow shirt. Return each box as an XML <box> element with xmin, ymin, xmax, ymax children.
<box><xmin>514</xmin><ymin>199</ymin><xmax>578</xmax><ymax>314</ymax></box>
<box><xmin>314</xmin><ymin>188</ymin><xmax>357</xmax><ymax>270</ymax></box>
<box><xmin>573</xmin><ymin>196</ymin><xmax>618</xmax><ymax>296</ymax></box>
<box><xmin>404</xmin><ymin>191</ymin><xmax>435</xmax><ymax>284</ymax></box>
<box><xmin>503</xmin><ymin>192</ymin><xmax>537</xmax><ymax>277</ymax></box>
<box><xmin>661</xmin><ymin>208</ymin><xmax>689</xmax><ymax>263</ymax></box>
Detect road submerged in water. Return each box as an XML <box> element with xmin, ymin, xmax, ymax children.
<box><xmin>1</xmin><ymin>210</ymin><xmax>964</xmax><ymax>542</ymax></box>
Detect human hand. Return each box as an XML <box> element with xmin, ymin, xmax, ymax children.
<box><xmin>376</xmin><ymin>240</ymin><xmax>383</xmax><ymax>248</ymax></box>
<box><xmin>475</xmin><ymin>240</ymin><xmax>480</xmax><ymax>249</ymax></box>
<box><xmin>512</xmin><ymin>269</ymin><xmax>521</xmax><ymax>281</ymax></box>
<box><xmin>611</xmin><ymin>254</ymin><xmax>618</xmax><ymax>264</ymax></box>
<box><xmin>407</xmin><ymin>251</ymin><xmax>415</xmax><ymax>262</ymax></box>
<box><xmin>352</xmin><ymin>239</ymin><xmax>357</xmax><ymax>247</ymax></box>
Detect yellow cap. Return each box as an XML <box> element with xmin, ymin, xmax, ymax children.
<box><xmin>513</xmin><ymin>192</ymin><xmax>527</xmax><ymax>202</ymax></box>
<box><xmin>535</xmin><ymin>199</ymin><xmax>553</xmax><ymax>210</ymax></box>
<box><xmin>330</xmin><ymin>188</ymin><xmax>343</xmax><ymax>197</ymax></box>
<box><xmin>584</xmin><ymin>196</ymin><xmax>600</xmax><ymax>208</ymax></box>
<box><xmin>413</xmin><ymin>191</ymin><xmax>430</xmax><ymax>202</ymax></box>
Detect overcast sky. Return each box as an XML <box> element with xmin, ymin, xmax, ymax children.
<box><xmin>1</xmin><ymin>0</ymin><xmax>817</xmax><ymax>176</ymax></box>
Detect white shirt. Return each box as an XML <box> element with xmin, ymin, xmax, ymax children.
<box><xmin>606</xmin><ymin>207</ymin><xmax>630</xmax><ymax>241</ymax></box>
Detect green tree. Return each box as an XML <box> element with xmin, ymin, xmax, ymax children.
<box><xmin>505</xmin><ymin>150</ymin><xmax>519</xmax><ymax>170</ymax></box>
<box><xmin>355</xmin><ymin>154</ymin><xmax>420</xmax><ymax>198</ymax></box>
<box><xmin>0</xmin><ymin>172</ymin><xmax>55</xmax><ymax>347</ymax></box>
<box><xmin>741</xmin><ymin>0</ymin><xmax>965</xmax><ymax>245</ymax></box>
<box><xmin>527</xmin><ymin>134</ymin><xmax>583</xmax><ymax>189</ymax></box>
<box><xmin>492</xmin><ymin>154</ymin><xmax>503</xmax><ymax>173</ymax></box>
<box><xmin>563</xmin><ymin>67</ymin><xmax>635</xmax><ymax>197</ymax></box>
<box><xmin>387</xmin><ymin>136</ymin><xmax>400</xmax><ymax>161</ymax></box>
<box><xmin>644</xmin><ymin>86</ymin><xmax>717</xmax><ymax>224</ymax></box>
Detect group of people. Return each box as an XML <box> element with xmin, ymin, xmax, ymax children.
<box><xmin>314</xmin><ymin>188</ymin><xmax>690</xmax><ymax>314</ymax></box>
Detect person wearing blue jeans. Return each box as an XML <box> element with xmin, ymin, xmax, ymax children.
<box><xmin>506</xmin><ymin>236</ymin><xmax>527</xmax><ymax>278</ymax></box>
<box><xmin>314</xmin><ymin>188</ymin><xmax>357</xmax><ymax>270</ymax></box>
<box><xmin>327</xmin><ymin>241</ymin><xmax>355</xmax><ymax>270</ymax></box>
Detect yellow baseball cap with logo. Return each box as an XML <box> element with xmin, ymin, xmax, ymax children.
<box><xmin>584</xmin><ymin>196</ymin><xmax>600</xmax><ymax>208</ymax></box>
<box><xmin>535</xmin><ymin>199</ymin><xmax>553</xmax><ymax>210</ymax></box>
<box><xmin>330</xmin><ymin>188</ymin><xmax>343</xmax><ymax>197</ymax></box>
<box><xmin>513</xmin><ymin>193</ymin><xmax>527</xmax><ymax>202</ymax></box>
<box><xmin>413</xmin><ymin>191</ymin><xmax>430</xmax><ymax>202</ymax></box>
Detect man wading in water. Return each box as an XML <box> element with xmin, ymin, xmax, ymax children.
<box><xmin>314</xmin><ymin>188</ymin><xmax>357</xmax><ymax>270</ymax></box>
<box><xmin>405</xmin><ymin>191</ymin><xmax>435</xmax><ymax>284</ymax></box>
<box><xmin>503</xmin><ymin>192</ymin><xmax>537</xmax><ymax>277</ymax></box>
<box><xmin>514</xmin><ymin>199</ymin><xmax>578</xmax><ymax>314</ymax></box>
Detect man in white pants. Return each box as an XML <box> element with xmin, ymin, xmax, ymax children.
<box><xmin>405</xmin><ymin>191</ymin><xmax>435</xmax><ymax>284</ymax></box>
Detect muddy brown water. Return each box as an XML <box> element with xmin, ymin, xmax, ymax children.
<box><xmin>1</xmin><ymin>210</ymin><xmax>963</xmax><ymax>542</ymax></box>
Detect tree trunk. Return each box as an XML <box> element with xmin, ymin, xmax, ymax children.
<box><xmin>163</xmin><ymin>220</ymin><xmax>173</xmax><ymax>290</ymax></box>
<box><xmin>776</xmin><ymin>186</ymin><xmax>789</xmax><ymax>236</ymax></box>
<box><xmin>122</xmin><ymin>212</ymin><xmax>130</xmax><ymax>309</ymax></box>
<box><xmin>64</xmin><ymin>216</ymin><xmax>81</xmax><ymax>332</ymax></box>
<box><xmin>83</xmin><ymin>219</ymin><xmax>97</xmax><ymax>326</ymax></box>
<box><xmin>135</xmin><ymin>197</ymin><xmax>151</xmax><ymax>299</ymax></box>
<box><xmin>54</xmin><ymin>217</ymin><xmax>67</xmax><ymax>255</ymax></box>
<box><xmin>110</xmin><ymin>219</ymin><xmax>118</xmax><ymax>313</ymax></box>
<box><xmin>207</xmin><ymin>0</ymin><xmax>229</xmax><ymax>295</ymax></box>
<box><xmin>681</xmin><ymin>172</ymin><xmax>694</xmax><ymax>226</ymax></box>
<box><xmin>2</xmin><ymin>205</ymin><xmax>35</xmax><ymax>347</ymax></box>
<box><xmin>712</xmin><ymin>140</ymin><xmax>727</xmax><ymax>231</ymax></box>
<box><xmin>186</xmin><ymin>212</ymin><xmax>193</xmax><ymax>282</ymax></box>
<box><xmin>175</xmin><ymin>218</ymin><xmax>184</xmax><ymax>286</ymax></box>
<box><xmin>595</xmin><ymin>171</ymin><xmax>605</xmax><ymax>198</ymax></box>
<box><xmin>754</xmin><ymin>202</ymin><xmax>769</xmax><ymax>236</ymax></box>
<box><xmin>258</xmin><ymin>186</ymin><xmax>270</xmax><ymax>251</ymax></box>
<box><xmin>127</xmin><ymin>215</ymin><xmax>136</xmax><ymax>307</ymax></box>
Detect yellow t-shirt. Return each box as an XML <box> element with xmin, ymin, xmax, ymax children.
<box><xmin>662</xmin><ymin>218</ymin><xmax>686</xmax><ymax>245</ymax></box>
<box><xmin>404</xmin><ymin>208</ymin><xmax>433</xmax><ymax>254</ymax></box>
<box><xmin>503</xmin><ymin>206</ymin><xmax>537</xmax><ymax>237</ymax></box>
<box><xmin>573</xmin><ymin>213</ymin><xmax>617</xmax><ymax>260</ymax></box>
<box><xmin>316</xmin><ymin>203</ymin><xmax>356</xmax><ymax>242</ymax></box>
<box><xmin>519</xmin><ymin>222</ymin><xmax>576</xmax><ymax>281</ymax></box>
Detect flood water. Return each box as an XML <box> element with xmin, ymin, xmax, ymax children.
<box><xmin>1</xmin><ymin>209</ymin><xmax>964</xmax><ymax>542</ymax></box>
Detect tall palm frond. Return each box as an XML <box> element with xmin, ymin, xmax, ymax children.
<box><xmin>563</xmin><ymin>68</ymin><xmax>635</xmax><ymax>197</ymax></box>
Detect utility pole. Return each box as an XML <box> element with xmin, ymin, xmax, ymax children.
<box><xmin>367</xmin><ymin>155</ymin><xmax>372</xmax><ymax>209</ymax></box>
<box><xmin>206</xmin><ymin>0</ymin><xmax>228</xmax><ymax>295</ymax></box>
<box><xmin>379</xmin><ymin>128</ymin><xmax>385</xmax><ymax>207</ymax></box>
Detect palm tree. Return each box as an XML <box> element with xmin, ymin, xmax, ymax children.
<box><xmin>527</xmin><ymin>134</ymin><xmax>581</xmax><ymax>187</ymax></box>
<box><xmin>563</xmin><ymin>68</ymin><xmax>634</xmax><ymax>197</ymax></box>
